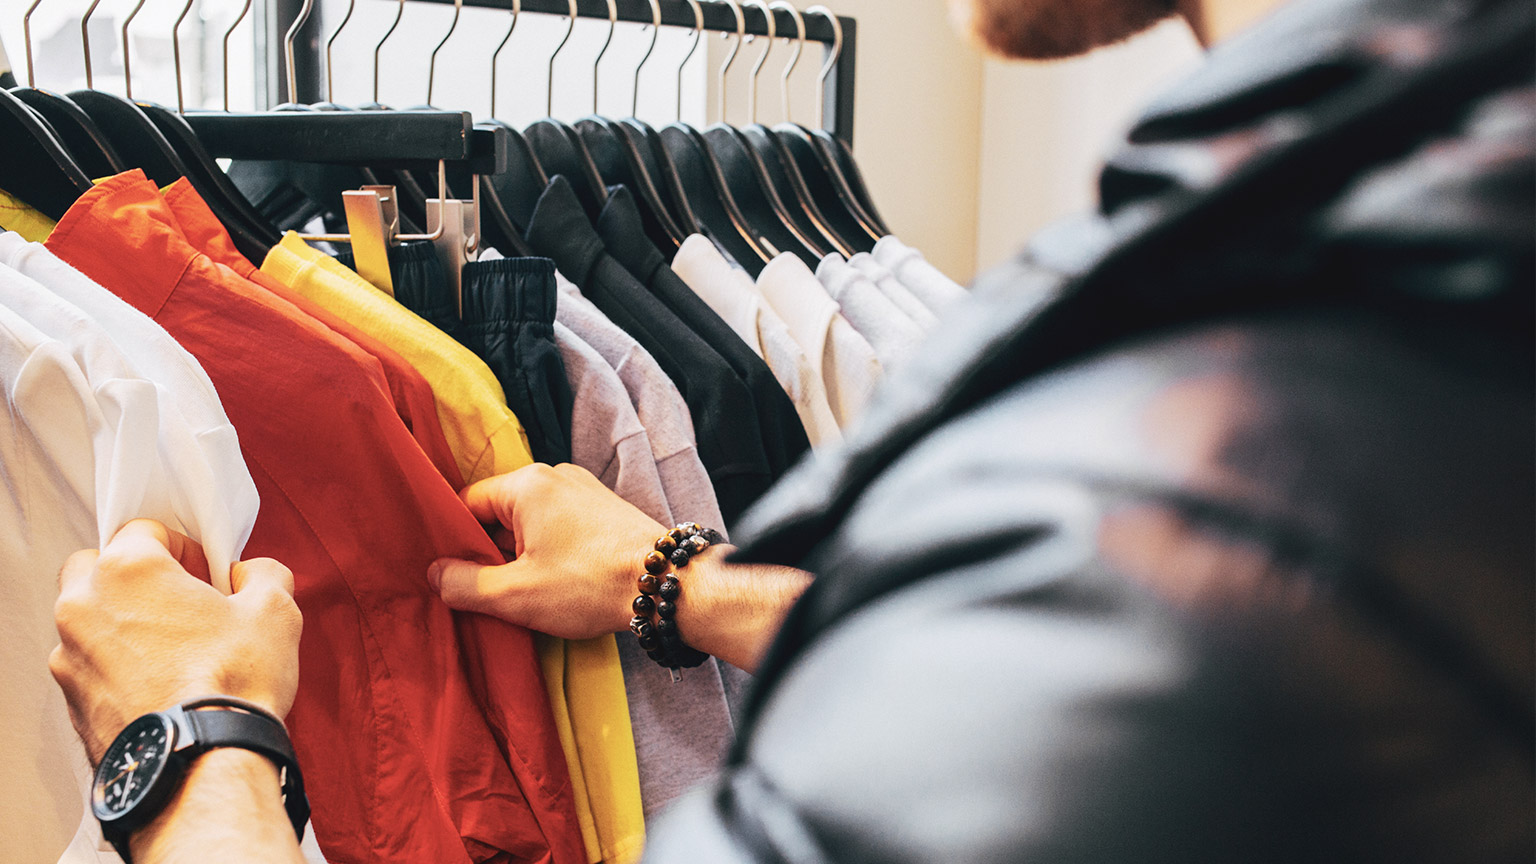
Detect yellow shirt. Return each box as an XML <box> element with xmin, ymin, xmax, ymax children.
<box><xmin>0</xmin><ymin>188</ymin><xmax>58</xmax><ymax>243</ymax></box>
<box><xmin>261</xmin><ymin>233</ymin><xmax>644</xmax><ymax>864</ymax></box>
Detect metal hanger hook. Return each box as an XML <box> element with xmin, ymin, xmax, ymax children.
<box><xmin>284</xmin><ymin>0</ymin><xmax>317</xmax><ymax>104</ymax></box>
<box><xmin>769</xmin><ymin>1</ymin><xmax>804</xmax><ymax>122</ymax></box>
<box><xmin>491</xmin><ymin>0</ymin><xmax>522</xmax><ymax>118</ymax></box>
<box><xmin>224</xmin><ymin>0</ymin><xmax>254</xmax><ymax>110</ymax></box>
<box><xmin>172</xmin><ymin>0</ymin><xmax>197</xmax><ymax>112</ymax></box>
<box><xmin>592</xmin><ymin>0</ymin><xmax>617</xmax><ymax>115</ymax></box>
<box><xmin>79</xmin><ymin>0</ymin><xmax>104</xmax><ymax>90</ymax></box>
<box><xmin>676</xmin><ymin>0</ymin><xmax>705</xmax><ymax>121</ymax></box>
<box><xmin>325</xmin><ymin>0</ymin><xmax>356</xmax><ymax>103</ymax></box>
<box><xmin>120</xmin><ymin>0</ymin><xmax>149</xmax><ymax>98</ymax></box>
<box><xmin>547</xmin><ymin>0</ymin><xmax>578</xmax><ymax>116</ymax></box>
<box><xmin>374</xmin><ymin>0</ymin><xmax>406</xmax><ymax>104</ymax></box>
<box><xmin>804</xmin><ymin>5</ymin><xmax>840</xmax><ymax>129</ymax></box>
<box><xmin>633</xmin><ymin>0</ymin><xmax>662</xmax><ymax>118</ymax></box>
<box><xmin>23</xmin><ymin>0</ymin><xmax>43</xmax><ymax>88</ymax></box>
<box><xmin>427</xmin><ymin>0</ymin><xmax>464</xmax><ymax>106</ymax></box>
<box><xmin>714</xmin><ymin>0</ymin><xmax>746</xmax><ymax>123</ymax></box>
<box><xmin>742</xmin><ymin>0</ymin><xmax>775</xmax><ymax>125</ymax></box>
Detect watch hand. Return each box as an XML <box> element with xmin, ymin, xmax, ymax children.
<box><xmin>103</xmin><ymin>759</ymin><xmax>140</xmax><ymax>789</ymax></box>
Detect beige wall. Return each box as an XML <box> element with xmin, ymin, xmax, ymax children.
<box><xmin>974</xmin><ymin>20</ymin><xmax>1203</xmax><ymax>272</ymax></box>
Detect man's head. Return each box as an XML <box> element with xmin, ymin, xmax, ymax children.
<box><xmin>949</xmin><ymin>0</ymin><xmax>1183</xmax><ymax>59</ymax></box>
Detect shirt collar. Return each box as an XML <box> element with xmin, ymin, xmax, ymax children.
<box><xmin>523</xmin><ymin>176</ymin><xmax>608</xmax><ymax>288</ymax></box>
<box><xmin>45</xmin><ymin>170</ymin><xmax>199</xmax><ymax>320</ymax></box>
<box><xmin>593</xmin><ymin>185</ymin><xmax>666</xmax><ymax>284</ymax></box>
<box><xmin>673</xmin><ymin>234</ymin><xmax>762</xmax><ymax>352</ymax></box>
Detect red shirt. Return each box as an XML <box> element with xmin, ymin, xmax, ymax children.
<box><xmin>48</xmin><ymin>171</ymin><xmax>586</xmax><ymax>864</ymax></box>
<box><xmin>159</xmin><ymin>180</ymin><xmax>465</xmax><ymax>491</ymax></box>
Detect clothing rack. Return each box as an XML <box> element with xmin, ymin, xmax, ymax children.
<box><xmin>269</xmin><ymin>0</ymin><xmax>859</xmax><ymax>144</ymax></box>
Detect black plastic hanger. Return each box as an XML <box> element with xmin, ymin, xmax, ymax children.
<box><xmin>63</xmin><ymin>1</ymin><xmax>186</xmax><ymax>186</ymax></box>
<box><xmin>0</xmin><ymin>87</ymin><xmax>91</xmax><ymax>220</ymax></box>
<box><xmin>619</xmin><ymin>118</ymin><xmax>705</xmax><ymax>237</ymax></box>
<box><xmin>696</xmin><ymin>0</ymin><xmax>826</xmax><ymax>266</ymax></box>
<box><xmin>769</xmin><ymin>6</ymin><xmax>886</xmax><ymax>243</ymax></box>
<box><xmin>734</xmin><ymin>4</ymin><xmax>858</xmax><ymax>256</ymax></box>
<box><xmin>657</xmin><ymin>122</ymin><xmax>772</xmax><ymax>274</ymax></box>
<box><xmin>9</xmin><ymin>88</ymin><xmax>125</xmax><ymax>178</ymax></box>
<box><xmin>775</xmin><ymin>122</ymin><xmax>883</xmax><ymax>243</ymax></box>
<box><xmin>520</xmin><ymin>1</ymin><xmax>610</xmax><ymax>221</ymax></box>
<box><xmin>573</xmin><ymin>0</ymin><xmax>687</xmax><ymax>255</ymax></box>
<box><xmin>745</xmin><ymin>4</ymin><xmax>869</xmax><ymax>253</ymax></box>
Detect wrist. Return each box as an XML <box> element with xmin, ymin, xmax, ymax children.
<box><xmin>129</xmin><ymin>748</ymin><xmax>297</xmax><ymax>864</ymax></box>
<box><xmin>673</xmin><ymin>546</ymin><xmax>809</xmax><ymax>673</ymax></box>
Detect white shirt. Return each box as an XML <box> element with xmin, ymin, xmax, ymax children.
<box><xmin>756</xmin><ymin>253</ymin><xmax>883</xmax><ymax>431</ymax></box>
<box><xmin>0</xmin><ymin>266</ymin><xmax>258</xmax><ymax>864</ymax></box>
<box><xmin>671</xmin><ymin>236</ymin><xmax>842</xmax><ymax>448</ymax></box>
<box><xmin>871</xmin><ymin>235</ymin><xmax>969</xmax><ymax>313</ymax></box>
<box><xmin>815</xmin><ymin>253</ymin><xmax>924</xmax><ymax>372</ymax></box>
<box><xmin>0</xmin><ymin>237</ymin><xmax>260</xmax><ymax>864</ymax></box>
<box><xmin>848</xmin><ymin>252</ymin><xmax>939</xmax><ymax>330</ymax></box>
<box><xmin>0</xmin><ymin>234</ymin><xmax>258</xmax><ymax>583</ymax></box>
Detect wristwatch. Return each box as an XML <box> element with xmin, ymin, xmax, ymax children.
<box><xmin>91</xmin><ymin>695</ymin><xmax>310</xmax><ymax>862</ymax></box>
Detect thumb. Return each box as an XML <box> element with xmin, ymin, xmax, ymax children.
<box><xmin>429</xmin><ymin>558</ymin><xmax>528</xmax><ymax>621</ymax></box>
<box><xmin>230</xmin><ymin>557</ymin><xmax>297</xmax><ymax>604</ymax></box>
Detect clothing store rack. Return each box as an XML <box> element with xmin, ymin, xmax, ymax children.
<box><xmin>271</xmin><ymin>0</ymin><xmax>858</xmax><ymax>144</ymax></box>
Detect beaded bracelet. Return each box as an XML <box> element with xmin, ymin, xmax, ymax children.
<box><xmin>629</xmin><ymin>522</ymin><xmax>722</xmax><ymax>674</ymax></box>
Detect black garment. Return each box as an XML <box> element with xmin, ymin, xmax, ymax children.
<box><xmin>643</xmin><ymin>0</ymin><xmax>1535</xmax><ymax>861</ymax></box>
<box><xmin>459</xmin><ymin>257</ymin><xmax>575</xmax><ymax>466</ymax></box>
<box><xmin>596</xmin><ymin>187</ymin><xmax>811</xmax><ymax>478</ymax></box>
<box><xmin>337</xmin><ymin>242</ymin><xmax>574</xmax><ymax>465</ymax></box>
<box><xmin>523</xmin><ymin>176</ymin><xmax>774</xmax><ymax>523</ymax></box>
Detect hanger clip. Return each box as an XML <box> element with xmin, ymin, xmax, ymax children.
<box><xmin>342</xmin><ymin>185</ymin><xmax>399</xmax><ymax>296</ymax></box>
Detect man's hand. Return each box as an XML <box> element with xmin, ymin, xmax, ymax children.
<box><xmin>430</xmin><ymin>464</ymin><xmax>813</xmax><ymax>672</ymax></box>
<box><xmin>50</xmin><ymin>520</ymin><xmax>303</xmax><ymax>766</ymax></box>
<box><xmin>429</xmin><ymin>464</ymin><xmax>668</xmax><ymax>640</ymax></box>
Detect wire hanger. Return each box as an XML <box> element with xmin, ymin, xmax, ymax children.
<box><xmin>657</xmin><ymin>0</ymin><xmax>775</xmax><ymax>271</ymax></box>
<box><xmin>524</xmin><ymin>0</ymin><xmax>611</xmax><ymax>220</ymax></box>
<box><xmin>8</xmin><ymin>0</ymin><xmax>123</xmax><ymax>178</ymax></box>
<box><xmin>773</xmin><ymin>5</ymin><xmax>889</xmax><ymax>239</ymax></box>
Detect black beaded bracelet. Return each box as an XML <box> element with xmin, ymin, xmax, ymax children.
<box><xmin>630</xmin><ymin>523</ymin><xmax>722</xmax><ymax>673</ymax></box>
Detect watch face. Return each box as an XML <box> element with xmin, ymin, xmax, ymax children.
<box><xmin>93</xmin><ymin>713</ymin><xmax>175</xmax><ymax>821</ymax></box>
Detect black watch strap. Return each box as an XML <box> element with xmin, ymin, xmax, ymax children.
<box><xmin>182</xmin><ymin>704</ymin><xmax>311</xmax><ymax>843</ymax></box>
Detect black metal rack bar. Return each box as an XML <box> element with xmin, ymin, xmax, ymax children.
<box><xmin>275</xmin><ymin>0</ymin><xmax>857</xmax><ymax>144</ymax></box>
